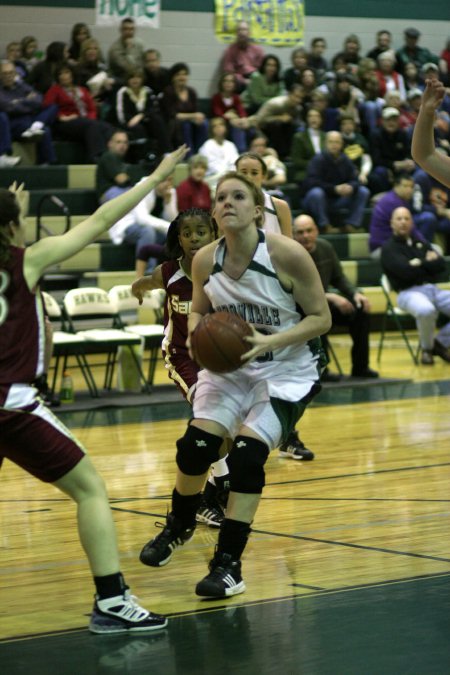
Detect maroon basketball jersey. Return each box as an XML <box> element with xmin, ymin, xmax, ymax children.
<box><xmin>0</xmin><ymin>246</ymin><xmax>45</xmax><ymax>406</ymax></box>
<box><xmin>161</xmin><ymin>258</ymin><xmax>192</xmax><ymax>355</ymax></box>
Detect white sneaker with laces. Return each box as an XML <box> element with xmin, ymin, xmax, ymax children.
<box><xmin>89</xmin><ymin>589</ymin><xmax>168</xmax><ymax>634</ymax></box>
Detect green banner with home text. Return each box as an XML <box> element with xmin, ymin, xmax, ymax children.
<box><xmin>95</xmin><ymin>0</ymin><xmax>160</xmax><ymax>27</ymax></box>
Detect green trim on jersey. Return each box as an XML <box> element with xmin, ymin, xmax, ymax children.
<box><xmin>247</xmin><ymin>260</ymin><xmax>278</xmax><ymax>279</ymax></box>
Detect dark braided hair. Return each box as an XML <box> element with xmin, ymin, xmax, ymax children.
<box><xmin>165</xmin><ymin>208</ymin><xmax>217</xmax><ymax>259</ymax></box>
<box><xmin>0</xmin><ymin>189</ymin><xmax>20</xmax><ymax>267</ymax></box>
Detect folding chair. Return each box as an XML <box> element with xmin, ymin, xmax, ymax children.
<box><xmin>377</xmin><ymin>274</ymin><xmax>420</xmax><ymax>365</ymax></box>
<box><xmin>108</xmin><ymin>285</ymin><xmax>165</xmax><ymax>386</ymax></box>
<box><xmin>41</xmin><ymin>291</ymin><xmax>99</xmax><ymax>398</ymax></box>
<box><xmin>62</xmin><ymin>287</ymin><xmax>150</xmax><ymax>392</ymax></box>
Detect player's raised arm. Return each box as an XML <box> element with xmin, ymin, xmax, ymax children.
<box><xmin>25</xmin><ymin>146</ymin><xmax>188</xmax><ymax>289</ymax></box>
<box><xmin>412</xmin><ymin>80</ymin><xmax>450</xmax><ymax>188</ymax></box>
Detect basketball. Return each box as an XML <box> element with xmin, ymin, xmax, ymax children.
<box><xmin>191</xmin><ymin>312</ymin><xmax>253</xmax><ymax>373</ymax></box>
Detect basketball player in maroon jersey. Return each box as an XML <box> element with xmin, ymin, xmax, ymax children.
<box><xmin>0</xmin><ymin>145</ymin><xmax>186</xmax><ymax>633</ymax></box>
<box><xmin>132</xmin><ymin>209</ymin><xmax>230</xmax><ymax>529</ymax></box>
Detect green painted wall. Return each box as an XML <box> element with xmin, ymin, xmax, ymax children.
<box><xmin>1</xmin><ymin>0</ymin><xmax>449</xmax><ymax>20</ymax></box>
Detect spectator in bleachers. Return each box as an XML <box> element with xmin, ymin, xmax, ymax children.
<box><xmin>332</xmin><ymin>34</ymin><xmax>363</xmax><ymax>77</ymax></box>
<box><xmin>161</xmin><ymin>62</ymin><xmax>208</xmax><ymax>155</ymax></box>
<box><xmin>0</xmin><ymin>112</ymin><xmax>21</xmax><ymax>167</ymax></box>
<box><xmin>96</xmin><ymin>129</ymin><xmax>132</xmax><ymax>202</ymax></box>
<box><xmin>74</xmin><ymin>38</ymin><xmax>114</xmax><ymax>113</ymax></box>
<box><xmin>221</xmin><ymin>20</ymin><xmax>265</xmax><ymax>93</ymax></box>
<box><xmin>143</xmin><ymin>49</ymin><xmax>171</xmax><ymax>96</ymax></box>
<box><xmin>27</xmin><ymin>41</ymin><xmax>68</xmax><ymax>94</ymax></box>
<box><xmin>249</xmin><ymin>133</ymin><xmax>287</xmax><ymax>190</ymax></box>
<box><xmin>291</xmin><ymin>108</ymin><xmax>326</xmax><ymax>183</ymax></box>
<box><xmin>420</xmin><ymin>63</ymin><xmax>450</xmax><ymax>114</ymax></box>
<box><xmin>357</xmin><ymin>65</ymin><xmax>385</xmax><ymax>135</ymax></box>
<box><xmin>440</xmin><ymin>38</ymin><xmax>450</xmax><ymax>85</ymax></box>
<box><xmin>198</xmin><ymin>117</ymin><xmax>239</xmax><ymax>186</ymax></box>
<box><xmin>368</xmin><ymin>173</ymin><xmax>436</xmax><ymax>257</ymax></box>
<box><xmin>302</xmin><ymin>130</ymin><xmax>370</xmax><ymax>234</ymax></box>
<box><xmin>0</xmin><ymin>60</ymin><xmax>57</xmax><ymax>165</ymax></box>
<box><xmin>366</xmin><ymin>29</ymin><xmax>393</xmax><ymax>63</ymax></box>
<box><xmin>176</xmin><ymin>154</ymin><xmax>211</xmax><ymax>212</ymax></box>
<box><xmin>283</xmin><ymin>47</ymin><xmax>308</xmax><ymax>91</ymax></box>
<box><xmin>20</xmin><ymin>36</ymin><xmax>42</xmax><ymax>75</ymax></box>
<box><xmin>375</xmin><ymin>50</ymin><xmax>406</xmax><ymax>101</ymax></box>
<box><xmin>43</xmin><ymin>64</ymin><xmax>113</xmax><ymax>163</ymax></box>
<box><xmin>108</xmin><ymin>17</ymin><xmax>144</xmax><ymax>84</ymax></box>
<box><xmin>402</xmin><ymin>88</ymin><xmax>423</xmax><ymax>134</ymax></box>
<box><xmin>396</xmin><ymin>28</ymin><xmax>439</xmax><ymax>76</ymax></box>
<box><xmin>403</xmin><ymin>61</ymin><xmax>423</xmax><ymax>93</ymax></box>
<box><xmin>241</xmin><ymin>54</ymin><xmax>283</xmax><ymax>115</ymax></box>
<box><xmin>309</xmin><ymin>89</ymin><xmax>340</xmax><ymax>131</ymax></box>
<box><xmin>381</xmin><ymin>206</ymin><xmax>450</xmax><ymax>365</ymax></box>
<box><xmin>325</xmin><ymin>72</ymin><xmax>363</xmax><ymax>125</ymax></box>
<box><xmin>340</xmin><ymin>114</ymin><xmax>372</xmax><ymax>187</ymax></box>
<box><xmin>5</xmin><ymin>42</ymin><xmax>27</xmax><ymax>80</ymax></box>
<box><xmin>210</xmin><ymin>72</ymin><xmax>250</xmax><ymax>153</ymax></box>
<box><xmin>293</xmin><ymin>213</ymin><xmax>378</xmax><ymax>379</ymax></box>
<box><xmin>368</xmin><ymin>106</ymin><xmax>429</xmax><ymax>194</ymax></box>
<box><xmin>109</xmin><ymin>172</ymin><xmax>178</xmax><ymax>271</ymax></box>
<box><xmin>254</xmin><ymin>83</ymin><xmax>304</xmax><ymax>160</ymax></box>
<box><xmin>307</xmin><ymin>38</ymin><xmax>328</xmax><ymax>83</ymax></box>
<box><xmin>114</xmin><ymin>69</ymin><xmax>171</xmax><ymax>157</ymax></box>
<box><xmin>298</xmin><ymin>68</ymin><xmax>319</xmax><ymax>110</ymax></box>
<box><xmin>68</xmin><ymin>23</ymin><xmax>91</xmax><ymax>64</ymax></box>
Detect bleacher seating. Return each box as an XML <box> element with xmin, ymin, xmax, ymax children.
<box><xmin>1</xmin><ymin>158</ymin><xmax>449</xmax><ymax>328</ymax></box>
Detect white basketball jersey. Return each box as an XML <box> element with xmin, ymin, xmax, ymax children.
<box><xmin>203</xmin><ymin>229</ymin><xmax>320</xmax><ymax>366</ymax></box>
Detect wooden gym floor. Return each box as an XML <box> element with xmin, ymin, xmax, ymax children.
<box><xmin>1</xmin><ymin>335</ymin><xmax>449</xmax><ymax>674</ymax></box>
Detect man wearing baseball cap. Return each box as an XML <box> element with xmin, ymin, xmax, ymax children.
<box><xmin>368</xmin><ymin>106</ymin><xmax>429</xmax><ymax>194</ymax></box>
<box><xmin>396</xmin><ymin>28</ymin><xmax>439</xmax><ymax>75</ymax></box>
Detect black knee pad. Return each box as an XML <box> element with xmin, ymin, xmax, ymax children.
<box><xmin>227</xmin><ymin>436</ymin><xmax>269</xmax><ymax>494</ymax></box>
<box><xmin>176</xmin><ymin>424</ymin><xmax>223</xmax><ymax>476</ymax></box>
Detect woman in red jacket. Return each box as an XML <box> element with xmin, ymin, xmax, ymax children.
<box><xmin>43</xmin><ymin>64</ymin><xmax>113</xmax><ymax>162</ymax></box>
<box><xmin>210</xmin><ymin>72</ymin><xmax>251</xmax><ymax>152</ymax></box>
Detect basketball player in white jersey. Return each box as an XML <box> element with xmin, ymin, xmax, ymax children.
<box><xmin>138</xmin><ymin>171</ymin><xmax>330</xmax><ymax>598</ymax></box>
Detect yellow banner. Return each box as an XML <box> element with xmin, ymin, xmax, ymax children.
<box><xmin>215</xmin><ymin>0</ymin><xmax>305</xmax><ymax>48</ymax></box>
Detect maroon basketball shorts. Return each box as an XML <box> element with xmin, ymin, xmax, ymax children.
<box><xmin>0</xmin><ymin>400</ymin><xmax>85</xmax><ymax>482</ymax></box>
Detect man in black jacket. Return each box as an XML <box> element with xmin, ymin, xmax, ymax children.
<box><xmin>302</xmin><ymin>131</ymin><xmax>370</xmax><ymax>234</ymax></box>
<box><xmin>381</xmin><ymin>206</ymin><xmax>450</xmax><ymax>364</ymax></box>
<box><xmin>294</xmin><ymin>214</ymin><xmax>378</xmax><ymax>379</ymax></box>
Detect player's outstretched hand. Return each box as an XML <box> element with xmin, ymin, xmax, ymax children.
<box><xmin>421</xmin><ymin>79</ymin><xmax>446</xmax><ymax>114</ymax></box>
<box><xmin>152</xmin><ymin>145</ymin><xmax>189</xmax><ymax>182</ymax></box>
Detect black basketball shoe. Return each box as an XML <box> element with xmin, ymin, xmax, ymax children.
<box><xmin>139</xmin><ymin>513</ymin><xmax>196</xmax><ymax>567</ymax></box>
<box><xmin>195</xmin><ymin>552</ymin><xmax>246</xmax><ymax>598</ymax></box>
<box><xmin>279</xmin><ymin>431</ymin><xmax>315</xmax><ymax>460</ymax></box>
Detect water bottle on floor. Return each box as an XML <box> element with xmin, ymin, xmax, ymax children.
<box><xmin>60</xmin><ymin>371</ymin><xmax>74</xmax><ymax>404</ymax></box>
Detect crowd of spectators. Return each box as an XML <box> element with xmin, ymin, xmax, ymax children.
<box><xmin>1</xmin><ymin>18</ymin><xmax>450</xmax><ymax>248</ymax></box>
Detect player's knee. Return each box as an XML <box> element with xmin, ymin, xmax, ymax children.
<box><xmin>176</xmin><ymin>424</ymin><xmax>223</xmax><ymax>476</ymax></box>
<box><xmin>227</xmin><ymin>436</ymin><xmax>269</xmax><ymax>494</ymax></box>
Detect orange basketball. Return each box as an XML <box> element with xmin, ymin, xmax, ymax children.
<box><xmin>191</xmin><ymin>312</ymin><xmax>252</xmax><ymax>373</ymax></box>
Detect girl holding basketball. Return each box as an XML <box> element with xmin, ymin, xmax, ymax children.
<box><xmin>131</xmin><ymin>209</ymin><xmax>229</xmax><ymax>528</ymax></box>
<box><xmin>0</xmin><ymin>146</ymin><xmax>187</xmax><ymax>634</ymax></box>
<box><xmin>139</xmin><ymin>171</ymin><xmax>330</xmax><ymax>598</ymax></box>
